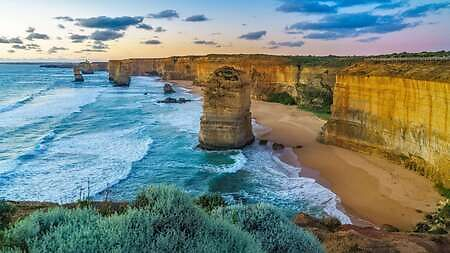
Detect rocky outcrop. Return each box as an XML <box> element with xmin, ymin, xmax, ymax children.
<box><xmin>295</xmin><ymin>212</ymin><xmax>450</xmax><ymax>253</ymax></box>
<box><xmin>321</xmin><ymin>62</ymin><xmax>450</xmax><ymax>187</ymax></box>
<box><xmin>109</xmin><ymin>60</ymin><xmax>130</xmax><ymax>86</ymax></box>
<box><xmin>199</xmin><ymin>67</ymin><xmax>254</xmax><ymax>150</ymax></box>
<box><xmin>73</xmin><ymin>67</ymin><xmax>84</xmax><ymax>82</ymax></box>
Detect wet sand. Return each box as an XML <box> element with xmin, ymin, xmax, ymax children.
<box><xmin>170</xmin><ymin>80</ymin><xmax>442</xmax><ymax>230</ymax></box>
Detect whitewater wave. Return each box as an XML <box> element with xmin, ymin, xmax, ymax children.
<box><xmin>0</xmin><ymin>87</ymin><xmax>104</xmax><ymax>128</ymax></box>
<box><xmin>0</xmin><ymin>127</ymin><xmax>153</xmax><ymax>203</ymax></box>
<box><xmin>0</xmin><ymin>87</ymin><xmax>52</xmax><ymax>113</ymax></box>
<box><xmin>238</xmin><ymin>144</ymin><xmax>352</xmax><ymax>224</ymax></box>
<box><xmin>202</xmin><ymin>150</ymin><xmax>248</xmax><ymax>174</ymax></box>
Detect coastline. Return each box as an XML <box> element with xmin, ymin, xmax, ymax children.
<box><xmin>170</xmin><ymin>79</ymin><xmax>442</xmax><ymax>231</ymax></box>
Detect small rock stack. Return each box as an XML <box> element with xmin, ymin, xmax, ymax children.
<box><xmin>73</xmin><ymin>66</ymin><xmax>84</xmax><ymax>82</ymax></box>
<box><xmin>199</xmin><ymin>66</ymin><xmax>254</xmax><ymax>150</ymax></box>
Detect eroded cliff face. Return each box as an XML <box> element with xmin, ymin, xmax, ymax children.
<box><xmin>199</xmin><ymin>66</ymin><xmax>254</xmax><ymax>150</ymax></box>
<box><xmin>322</xmin><ymin>63</ymin><xmax>450</xmax><ymax>187</ymax></box>
<box><xmin>108</xmin><ymin>55</ymin><xmax>337</xmax><ymax>102</ymax></box>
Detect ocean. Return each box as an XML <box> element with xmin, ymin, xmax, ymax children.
<box><xmin>0</xmin><ymin>64</ymin><xmax>350</xmax><ymax>223</ymax></box>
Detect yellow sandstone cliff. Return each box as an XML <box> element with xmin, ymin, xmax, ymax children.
<box><xmin>322</xmin><ymin>62</ymin><xmax>450</xmax><ymax>187</ymax></box>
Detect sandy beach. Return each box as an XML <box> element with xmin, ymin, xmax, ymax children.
<box><xmin>170</xmin><ymin>80</ymin><xmax>442</xmax><ymax>230</ymax></box>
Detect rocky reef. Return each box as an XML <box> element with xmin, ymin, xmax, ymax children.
<box><xmin>321</xmin><ymin>61</ymin><xmax>450</xmax><ymax>188</ymax></box>
<box><xmin>199</xmin><ymin>66</ymin><xmax>254</xmax><ymax>150</ymax></box>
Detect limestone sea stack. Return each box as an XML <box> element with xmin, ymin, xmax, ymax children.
<box><xmin>199</xmin><ymin>66</ymin><xmax>254</xmax><ymax>150</ymax></box>
<box><xmin>73</xmin><ymin>67</ymin><xmax>84</xmax><ymax>82</ymax></box>
<box><xmin>79</xmin><ymin>61</ymin><xmax>94</xmax><ymax>74</ymax></box>
<box><xmin>109</xmin><ymin>60</ymin><xmax>131</xmax><ymax>86</ymax></box>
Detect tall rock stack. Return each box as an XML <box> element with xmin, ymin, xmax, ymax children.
<box><xmin>79</xmin><ymin>61</ymin><xmax>94</xmax><ymax>74</ymax></box>
<box><xmin>199</xmin><ymin>66</ymin><xmax>254</xmax><ymax>150</ymax></box>
<box><xmin>109</xmin><ymin>60</ymin><xmax>130</xmax><ymax>86</ymax></box>
<box><xmin>73</xmin><ymin>66</ymin><xmax>84</xmax><ymax>82</ymax></box>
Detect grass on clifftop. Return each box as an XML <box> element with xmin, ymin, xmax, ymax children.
<box><xmin>0</xmin><ymin>185</ymin><xmax>324</xmax><ymax>253</ymax></box>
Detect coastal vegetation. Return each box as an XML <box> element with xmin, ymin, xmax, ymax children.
<box><xmin>0</xmin><ymin>185</ymin><xmax>324</xmax><ymax>253</ymax></box>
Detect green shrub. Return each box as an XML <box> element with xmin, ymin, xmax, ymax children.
<box><xmin>268</xmin><ymin>92</ymin><xmax>296</xmax><ymax>105</ymax></box>
<box><xmin>4</xmin><ymin>186</ymin><xmax>262</xmax><ymax>253</ymax></box>
<box><xmin>213</xmin><ymin>204</ymin><xmax>324</xmax><ymax>253</ymax></box>
<box><xmin>194</xmin><ymin>193</ymin><xmax>227</xmax><ymax>213</ymax></box>
<box><xmin>0</xmin><ymin>201</ymin><xmax>17</xmax><ymax>230</ymax></box>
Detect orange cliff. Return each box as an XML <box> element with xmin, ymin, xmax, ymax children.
<box><xmin>107</xmin><ymin>55</ymin><xmax>350</xmax><ymax>104</ymax></box>
<box><xmin>322</xmin><ymin>61</ymin><xmax>450</xmax><ymax>188</ymax></box>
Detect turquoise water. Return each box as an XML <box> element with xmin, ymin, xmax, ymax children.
<box><xmin>0</xmin><ymin>64</ymin><xmax>350</xmax><ymax>223</ymax></box>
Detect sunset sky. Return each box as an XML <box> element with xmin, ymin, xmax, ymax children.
<box><xmin>0</xmin><ymin>0</ymin><xmax>449</xmax><ymax>61</ymax></box>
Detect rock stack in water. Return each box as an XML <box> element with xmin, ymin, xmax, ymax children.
<box><xmin>109</xmin><ymin>60</ymin><xmax>130</xmax><ymax>86</ymax></box>
<box><xmin>199</xmin><ymin>66</ymin><xmax>254</xmax><ymax>150</ymax></box>
<box><xmin>73</xmin><ymin>67</ymin><xmax>84</xmax><ymax>82</ymax></box>
<box><xmin>79</xmin><ymin>61</ymin><xmax>94</xmax><ymax>74</ymax></box>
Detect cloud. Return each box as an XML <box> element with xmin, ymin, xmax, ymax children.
<box><xmin>76</xmin><ymin>16</ymin><xmax>144</xmax><ymax>30</ymax></box>
<box><xmin>26</xmin><ymin>43</ymin><xmax>41</xmax><ymax>50</ymax></box>
<box><xmin>239</xmin><ymin>30</ymin><xmax>267</xmax><ymax>40</ymax></box>
<box><xmin>26</xmin><ymin>27</ymin><xmax>35</xmax><ymax>33</ymax></box>
<box><xmin>401</xmin><ymin>3</ymin><xmax>450</xmax><ymax>18</ymax></box>
<box><xmin>55</xmin><ymin>16</ymin><xmax>74</xmax><ymax>22</ymax></box>
<box><xmin>136</xmin><ymin>23</ymin><xmax>153</xmax><ymax>30</ymax></box>
<box><xmin>8</xmin><ymin>50</ymin><xmax>15</xmax><ymax>53</ymax></box>
<box><xmin>193</xmin><ymin>40</ymin><xmax>217</xmax><ymax>46</ymax></box>
<box><xmin>357</xmin><ymin>36</ymin><xmax>381</xmax><ymax>43</ymax></box>
<box><xmin>185</xmin><ymin>15</ymin><xmax>209</xmax><ymax>22</ymax></box>
<box><xmin>276</xmin><ymin>0</ymin><xmax>337</xmax><ymax>14</ymax></box>
<box><xmin>0</xmin><ymin>37</ymin><xmax>23</xmax><ymax>44</ymax></box>
<box><xmin>12</xmin><ymin>45</ymin><xmax>27</xmax><ymax>50</ymax></box>
<box><xmin>58</xmin><ymin>24</ymin><xmax>65</xmax><ymax>29</ymax></box>
<box><xmin>147</xmin><ymin>9</ymin><xmax>179</xmax><ymax>19</ymax></box>
<box><xmin>288</xmin><ymin>12</ymin><xmax>415</xmax><ymax>40</ymax></box>
<box><xmin>268</xmin><ymin>40</ymin><xmax>304</xmax><ymax>49</ymax></box>
<box><xmin>76</xmin><ymin>48</ymin><xmax>107</xmax><ymax>53</ymax></box>
<box><xmin>70</xmin><ymin>34</ymin><xmax>89</xmax><ymax>43</ymax></box>
<box><xmin>375</xmin><ymin>1</ymin><xmax>408</xmax><ymax>10</ymax></box>
<box><xmin>304</xmin><ymin>32</ymin><xmax>352</xmax><ymax>40</ymax></box>
<box><xmin>276</xmin><ymin>0</ymin><xmax>409</xmax><ymax>14</ymax></box>
<box><xmin>142</xmin><ymin>39</ymin><xmax>162</xmax><ymax>45</ymax></box>
<box><xmin>154</xmin><ymin>27</ymin><xmax>167</xmax><ymax>33</ymax></box>
<box><xmin>90</xmin><ymin>30</ymin><xmax>124</xmax><ymax>41</ymax></box>
<box><xmin>48</xmin><ymin>46</ymin><xmax>68</xmax><ymax>54</ymax></box>
<box><xmin>92</xmin><ymin>41</ymin><xmax>109</xmax><ymax>50</ymax></box>
<box><xmin>26</xmin><ymin>32</ymin><xmax>50</xmax><ymax>41</ymax></box>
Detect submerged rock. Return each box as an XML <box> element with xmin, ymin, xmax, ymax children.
<box><xmin>157</xmin><ymin>97</ymin><xmax>192</xmax><ymax>104</ymax></box>
<box><xmin>164</xmin><ymin>83</ymin><xmax>176</xmax><ymax>94</ymax></box>
<box><xmin>199</xmin><ymin>66</ymin><xmax>254</xmax><ymax>150</ymax></box>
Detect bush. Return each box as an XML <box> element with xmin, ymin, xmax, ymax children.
<box><xmin>0</xmin><ymin>201</ymin><xmax>17</xmax><ymax>230</ymax></box>
<box><xmin>213</xmin><ymin>204</ymin><xmax>324</xmax><ymax>253</ymax></box>
<box><xmin>194</xmin><ymin>193</ymin><xmax>227</xmax><ymax>213</ymax></box>
<box><xmin>4</xmin><ymin>186</ymin><xmax>262</xmax><ymax>253</ymax></box>
<box><xmin>268</xmin><ymin>92</ymin><xmax>296</xmax><ymax>105</ymax></box>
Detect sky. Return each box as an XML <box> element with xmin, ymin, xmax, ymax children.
<box><xmin>0</xmin><ymin>0</ymin><xmax>449</xmax><ymax>61</ymax></box>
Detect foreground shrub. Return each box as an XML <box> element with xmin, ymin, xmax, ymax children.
<box><xmin>213</xmin><ymin>204</ymin><xmax>324</xmax><ymax>253</ymax></box>
<box><xmin>0</xmin><ymin>201</ymin><xmax>17</xmax><ymax>230</ymax></box>
<box><xmin>194</xmin><ymin>193</ymin><xmax>227</xmax><ymax>213</ymax></box>
<box><xmin>4</xmin><ymin>186</ymin><xmax>262</xmax><ymax>253</ymax></box>
<box><xmin>268</xmin><ymin>92</ymin><xmax>296</xmax><ymax>105</ymax></box>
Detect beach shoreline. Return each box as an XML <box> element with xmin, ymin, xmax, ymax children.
<box><xmin>169</xmin><ymin>79</ymin><xmax>442</xmax><ymax>231</ymax></box>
